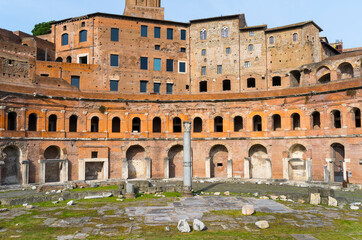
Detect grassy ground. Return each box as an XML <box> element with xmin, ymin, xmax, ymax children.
<box><xmin>0</xmin><ymin>192</ymin><xmax>361</xmax><ymax>240</ymax></box>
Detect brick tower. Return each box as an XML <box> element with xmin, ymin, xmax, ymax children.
<box><xmin>123</xmin><ymin>0</ymin><xmax>164</xmax><ymax>20</ymax></box>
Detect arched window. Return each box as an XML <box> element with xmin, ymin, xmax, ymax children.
<box><xmin>291</xmin><ymin>113</ymin><xmax>301</xmax><ymax>130</ymax></box>
<box><xmin>69</xmin><ymin>115</ymin><xmax>78</xmax><ymax>132</ymax></box>
<box><xmin>247</xmin><ymin>78</ymin><xmax>256</xmax><ymax>88</ymax></box>
<box><xmin>200</xmin><ymin>81</ymin><xmax>207</xmax><ymax>92</ymax></box>
<box><xmin>311</xmin><ymin>111</ymin><xmax>321</xmax><ymax>129</ymax></box>
<box><xmin>48</xmin><ymin>114</ymin><xmax>57</xmax><ymax>132</ymax></box>
<box><xmin>173</xmin><ymin>117</ymin><xmax>182</xmax><ymax>133</ymax></box>
<box><xmin>331</xmin><ymin>110</ymin><xmax>341</xmax><ymax>129</ymax></box>
<box><xmin>337</xmin><ymin>62</ymin><xmax>354</xmax><ymax>80</ymax></box>
<box><xmin>61</xmin><ymin>33</ymin><xmax>68</xmax><ymax>46</ymax></box>
<box><xmin>234</xmin><ymin>116</ymin><xmax>243</xmax><ymax>132</ymax></box>
<box><xmin>317</xmin><ymin>66</ymin><xmax>331</xmax><ymax>83</ymax></box>
<box><xmin>7</xmin><ymin>112</ymin><xmax>17</xmax><ymax>131</ymax></box>
<box><xmin>193</xmin><ymin>117</ymin><xmax>202</xmax><ymax>133</ymax></box>
<box><xmin>56</xmin><ymin>57</ymin><xmax>63</xmax><ymax>62</ymax></box>
<box><xmin>223</xmin><ymin>79</ymin><xmax>231</xmax><ymax>91</ymax></box>
<box><xmin>214</xmin><ymin>116</ymin><xmax>223</xmax><ymax>132</ymax></box>
<box><xmin>248</xmin><ymin>44</ymin><xmax>254</xmax><ymax>52</ymax></box>
<box><xmin>221</xmin><ymin>26</ymin><xmax>229</xmax><ymax>38</ymax></box>
<box><xmin>353</xmin><ymin>108</ymin><xmax>361</xmax><ymax>128</ymax></box>
<box><xmin>269</xmin><ymin>36</ymin><xmax>274</xmax><ymax>44</ymax></box>
<box><xmin>293</xmin><ymin>33</ymin><xmax>298</xmax><ymax>42</ymax></box>
<box><xmin>200</xmin><ymin>28</ymin><xmax>207</xmax><ymax>40</ymax></box>
<box><xmin>132</xmin><ymin>117</ymin><xmax>141</xmax><ymax>132</ymax></box>
<box><xmin>112</xmin><ymin>117</ymin><xmax>121</xmax><ymax>133</ymax></box>
<box><xmin>79</xmin><ymin>30</ymin><xmax>87</xmax><ymax>42</ymax></box>
<box><xmin>272</xmin><ymin>76</ymin><xmax>281</xmax><ymax>86</ymax></box>
<box><xmin>91</xmin><ymin>117</ymin><xmax>99</xmax><ymax>132</ymax></box>
<box><xmin>28</xmin><ymin>113</ymin><xmax>37</xmax><ymax>131</ymax></box>
<box><xmin>66</xmin><ymin>56</ymin><xmax>72</xmax><ymax>63</ymax></box>
<box><xmin>153</xmin><ymin>117</ymin><xmax>161</xmax><ymax>133</ymax></box>
<box><xmin>272</xmin><ymin>114</ymin><xmax>281</xmax><ymax>131</ymax></box>
<box><xmin>253</xmin><ymin>115</ymin><xmax>262</xmax><ymax>132</ymax></box>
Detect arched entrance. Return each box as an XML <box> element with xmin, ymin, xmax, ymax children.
<box><xmin>288</xmin><ymin>144</ymin><xmax>307</xmax><ymax>181</ymax></box>
<box><xmin>331</xmin><ymin>143</ymin><xmax>345</xmax><ymax>182</ymax></box>
<box><xmin>249</xmin><ymin>145</ymin><xmax>270</xmax><ymax>179</ymax></box>
<box><xmin>1</xmin><ymin>146</ymin><xmax>21</xmax><ymax>185</ymax></box>
<box><xmin>44</xmin><ymin>146</ymin><xmax>61</xmax><ymax>183</ymax></box>
<box><xmin>168</xmin><ymin>145</ymin><xmax>183</xmax><ymax>178</ymax></box>
<box><xmin>210</xmin><ymin>145</ymin><xmax>228</xmax><ymax>178</ymax></box>
<box><xmin>126</xmin><ymin>145</ymin><xmax>146</xmax><ymax>179</ymax></box>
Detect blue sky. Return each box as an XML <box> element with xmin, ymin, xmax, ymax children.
<box><xmin>0</xmin><ymin>0</ymin><xmax>359</xmax><ymax>48</ymax></box>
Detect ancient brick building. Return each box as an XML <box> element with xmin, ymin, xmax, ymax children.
<box><xmin>0</xmin><ymin>1</ymin><xmax>361</xmax><ymax>186</ymax></box>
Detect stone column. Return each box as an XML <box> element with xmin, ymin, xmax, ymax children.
<box><xmin>343</xmin><ymin>160</ymin><xmax>347</xmax><ymax>182</ymax></box>
<box><xmin>146</xmin><ymin>157</ymin><xmax>152</xmax><ymax>179</ymax></box>
<box><xmin>61</xmin><ymin>160</ymin><xmax>69</xmax><ymax>183</ymax></box>
<box><xmin>266</xmin><ymin>158</ymin><xmax>272</xmax><ymax>179</ymax></box>
<box><xmin>164</xmin><ymin>157</ymin><xmax>169</xmax><ymax>179</ymax></box>
<box><xmin>205</xmin><ymin>157</ymin><xmax>211</xmax><ymax>178</ymax></box>
<box><xmin>283</xmin><ymin>158</ymin><xmax>289</xmax><ymax>180</ymax></box>
<box><xmin>122</xmin><ymin>158</ymin><xmax>128</xmax><ymax>180</ymax></box>
<box><xmin>324</xmin><ymin>165</ymin><xmax>330</xmax><ymax>183</ymax></box>
<box><xmin>227</xmin><ymin>159</ymin><xmax>233</xmax><ymax>178</ymax></box>
<box><xmin>0</xmin><ymin>161</ymin><xmax>4</xmax><ymax>185</ymax></box>
<box><xmin>183</xmin><ymin>121</ymin><xmax>193</xmax><ymax>197</ymax></box>
<box><xmin>244</xmin><ymin>157</ymin><xmax>250</xmax><ymax>179</ymax></box>
<box><xmin>306</xmin><ymin>158</ymin><xmax>312</xmax><ymax>182</ymax></box>
<box><xmin>21</xmin><ymin>160</ymin><xmax>29</xmax><ymax>185</ymax></box>
<box><xmin>39</xmin><ymin>160</ymin><xmax>45</xmax><ymax>184</ymax></box>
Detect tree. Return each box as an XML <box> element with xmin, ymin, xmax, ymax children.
<box><xmin>31</xmin><ymin>21</ymin><xmax>55</xmax><ymax>36</ymax></box>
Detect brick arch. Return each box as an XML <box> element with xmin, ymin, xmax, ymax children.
<box><xmin>206</xmin><ymin>142</ymin><xmax>232</xmax><ymax>160</ymax></box>
<box><xmin>107</xmin><ymin>112</ymin><xmax>125</xmax><ymax>121</ymax></box>
<box><xmin>40</xmin><ymin>143</ymin><xmax>67</xmax><ymax>160</ymax></box>
<box><xmin>336</xmin><ymin>62</ymin><xmax>354</xmax><ymax>80</ymax></box>
<box><xmin>124</xmin><ymin>144</ymin><xmax>150</xmax><ymax>159</ymax></box>
<box><xmin>0</xmin><ymin>145</ymin><xmax>22</xmax><ymax>185</ymax></box>
<box><xmin>167</xmin><ymin>144</ymin><xmax>184</xmax><ymax>178</ymax></box>
<box><xmin>87</xmin><ymin>113</ymin><xmax>106</xmax><ymax>121</ymax></box>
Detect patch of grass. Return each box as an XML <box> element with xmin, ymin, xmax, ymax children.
<box><xmin>59</xmin><ymin>209</ymin><xmax>99</xmax><ymax>218</ymax></box>
<box><xmin>70</xmin><ymin>185</ymin><xmax>119</xmax><ymax>192</ymax></box>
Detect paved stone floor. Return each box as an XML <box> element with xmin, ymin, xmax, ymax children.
<box><xmin>126</xmin><ymin>196</ymin><xmax>293</xmax><ymax>224</ymax></box>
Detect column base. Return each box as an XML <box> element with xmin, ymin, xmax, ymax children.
<box><xmin>182</xmin><ymin>191</ymin><xmax>193</xmax><ymax>197</ymax></box>
<box><xmin>125</xmin><ymin>193</ymin><xmax>136</xmax><ymax>199</ymax></box>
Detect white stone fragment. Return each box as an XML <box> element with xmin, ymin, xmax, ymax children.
<box><xmin>67</xmin><ymin>200</ymin><xmax>74</xmax><ymax>206</ymax></box>
<box><xmin>193</xmin><ymin>219</ymin><xmax>206</xmax><ymax>231</ymax></box>
<box><xmin>177</xmin><ymin>219</ymin><xmax>191</xmax><ymax>233</ymax></box>
<box><xmin>255</xmin><ymin>220</ymin><xmax>269</xmax><ymax>229</ymax></box>
<box><xmin>242</xmin><ymin>205</ymin><xmax>255</xmax><ymax>216</ymax></box>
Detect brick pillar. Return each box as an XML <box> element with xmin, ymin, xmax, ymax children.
<box><xmin>0</xmin><ymin>106</ymin><xmax>6</xmax><ymax>131</ymax></box>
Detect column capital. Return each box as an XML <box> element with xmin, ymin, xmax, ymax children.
<box><xmin>183</xmin><ymin>121</ymin><xmax>192</xmax><ymax>132</ymax></box>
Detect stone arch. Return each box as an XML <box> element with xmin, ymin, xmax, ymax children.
<box><xmin>56</xmin><ymin>57</ymin><xmax>63</xmax><ymax>62</ymax></box>
<box><xmin>209</xmin><ymin>145</ymin><xmax>228</xmax><ymax>178</ymax></box>
<box><xmin>288</xmin><ymin>144</ymin><xmax>307</xmax><ymax>181</ymax></box>
<box><xmin>337</xmin><ymin>62</ymin><xmax>354</xmax><ymax>80</ymax></box>
<box><xmin>290</xmin><ymin>70</ymin><xmax>301</xmax><ymax>87</ymax></box>
<box><xmin>1</xmin><ymin>145</ymin><xmax>21</xmax><ymax>185</ymax></box>
<box><xmin>168</xmin><ymin>145</ymin><xmax>183</xmax><ymax>178</ymax></box>
<box><xmin>248</xmin><ymin>144</ymin><xmax>271</xmax><ymax>179</ymax></box>
<box><xmin>126</xmin><ymin>145</ymin><xmax>147</xmax><ymax>179</ymax></box>
<box><xmin>316</xmin><ymin>66</ymin><xmax>331</xmax><ymax>83</ymax></box>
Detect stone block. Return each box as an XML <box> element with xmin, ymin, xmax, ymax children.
<box><xmin>242</xmin><ymin>205</ymin><xmax>255</xmax><ymax>216</ymax></box>
<box><xmin>328</xmin><ymin>196</ymin><xmax>337</xmax><ymax>207</ymax></box>
<box><xmin>255</xmin><ymin>220</ymin><xmax>269</xmax><ymax>229</ymax></box>
<box><xmin>310</xmin><ymin>193</ymin><xmax>320</xmax><ymax>205</ymax></box>
<box><xmin>193</xmin><ymin>219</ymin><xmax>206</xmax><ymax>231</ymax></box>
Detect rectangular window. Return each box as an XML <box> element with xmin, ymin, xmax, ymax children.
<box><xmin>217</xmin><ymin>65</ymin><xmax>222</xmax><ymax>74</ymax></box>
<box><xmin>154</xmin><ymin>82</ymin><xmax>161</xmax><ymax>93</ymax></box>
<box><xmin>249</xmin><ymin>31</ymin><xmax>254</xmax><ymax>37</ymax></box>
<box><xmin>226</xmin><ymin>47</ymin><xmax>231</xmax><ymax>54</ymax></box>
<box><xmin>79</xmin><ymin>30</ymin><xmax>87</xmax><ymax>42</ymax></box>
<box><xmin>110</xmin><ymin>54</ymin><xmax>119</xmax><ymax>67</ymax></box>
<box><xmin>201</xmin><ymin>49</ymin><xmax>206</xmax><ymax>56</ymax></box>
<box><xmin>91</xmin><ymin>152</ymin><xmax>98</xmax><ymax>159</ymax></box>
<box><xmin>110</xmin><ymin>80</ymin><xmax>119</xmax><ymax>92</ymax></box>
<box><xmin>111</xmin><ymin>28</ymin><xmax>119</xmax><ymax>41</ymax></box>
<box><xmin>155</xmin><ymin>45</ymin><xmax>160</xmax><ymax>50</ymax></box>
<box><xmin>140</xmin><ymin>57</ymin><xmax>148</xmax><ymax>70</ymax></box>
<box><xmin>154</xmin><ymin>58</ymin><xmax>161</xmax><ymax>71</ymax></box>
<box><xmin>181</xmin><ymin>29</ymin><xmax>186</xmax><ymax>40</ymax></box>
<box><xmin>180</xmin><ymin>47</ymin><xmax>186</xmax><ymax>53</ymax></box>
<box><xmin>140</xmin><ymin>81</ymin><xmax>148</xmax><ymax>93</ymax></box>
<box><xmin>62</xmin><ymin>34</ymin><xmax>68</xmax><ymax>46</ymax></box>
<box><xmin>71</xmin><ymin>76</ymin><xmax>80</xmax><ymax>88</ymax></box>
<box><xmin>167</xmin><ymin>28</ymin><xmax>173</xmax><ymax>40</ymax></box>
<box><xmin>154</xmin><ymin>27</ymin><xmax>161</xmax><ymax>38</ymax></box>
<box><xmin>201</xmin><ymin>66</ymin><xmax>206</xmax><ymax>76</ymax></box>
<box><xmin>244</xmin><ymin>61</ymin><xmax>251</xmax><ymax>68</ymax></box>
<box><xmin>179</xmin><ymin>61</ymin><xmax>186</xmax><ymax>73</ymax></box>
<box><xmin>141</xmin><ymin>25</ymin><xmax>148</xmax><ymax>37</ymax></box>
<box><xmin>166</xmin><ymin>59</ymin><xmax>173</xmax><ymax>72</ymax></box>
<box><xmin>166</xmin><ymin>83</ymin><xmax>173</xmax><ymax>94</ymax></box>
